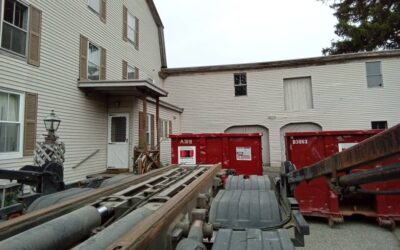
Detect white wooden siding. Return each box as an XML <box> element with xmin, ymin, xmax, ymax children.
<box><xmin>163</xmin><ymin>58</ymin><xmax>400</xmax><ymax>166</ymax></box>
<box><xmin>0</xmin><ymin>0</ymin><xmax>165</xmax><ymax>182</ymax></box>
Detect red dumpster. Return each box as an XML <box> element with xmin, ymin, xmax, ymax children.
<box><xmin>285</xmin><ymin>129</ymin><xmax>400</xmax><ymax>227</ymax></box>
<box><xmin>170</xmin><ymin>133</ymin><xmax>263</xmax><ymax>175</ymax></box>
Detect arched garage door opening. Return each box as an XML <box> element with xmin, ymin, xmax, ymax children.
<box><xmin>280</xmin><ymin>122</ymin><xmax>322</xmax><ymax>161</ymax></box>
<box><xmin>225</xmin><ymin>125</ymin><xmax>270</xmax><ymax>165</ymax></box>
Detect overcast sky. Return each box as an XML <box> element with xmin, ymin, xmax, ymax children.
<box><xmin>153</xmin><ymin>0</ymin><xmax>339</xmax><ymax>68</ymax></box>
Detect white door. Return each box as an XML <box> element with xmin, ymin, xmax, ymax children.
<box><xmin>107</xmin><ymin>113</ymin><xmax>129</xmax><ymax>169</ymax></box>
<box><xmin>225</xmin><ymin>125</ymin><xmax>270</xmax><ymax>165</ymax></box>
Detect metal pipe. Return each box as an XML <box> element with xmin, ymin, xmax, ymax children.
<box><xmin>73</xmin><ymin>205</ymin><xmax>157</xmax><ymax>250</ymax></box>
<box><xmin>338</xmin><ymin>163</ymin><xmax>400</xmax><ymax>187</ymax></box>
<box><xmin>0</xmin><ymin>206</ymin><xmax>102</xmax><ymax>250</ymax></box>
<box><xmin>176</xmin><ymin>220</ymin><xmax>206</xmax><ymax>250</ymax></box>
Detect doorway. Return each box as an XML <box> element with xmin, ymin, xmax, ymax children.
<box><xmin>107</xmin><ymin>113</ymin><xmax>129</xmax><ymax>169</ymax></box>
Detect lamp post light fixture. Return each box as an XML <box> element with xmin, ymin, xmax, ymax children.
<box><xmin>44</xmin><ymin>110</ymin><xmax>61</xmax><ymax>143</ymax></box>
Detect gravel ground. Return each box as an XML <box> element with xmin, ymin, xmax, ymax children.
<box><xmin>302</xmin><ymin>217</ymin><xmax>400</xmax><ymax>250</ymax></box>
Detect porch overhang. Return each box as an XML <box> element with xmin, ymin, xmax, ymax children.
<box><xmin>77</xmin><ymin>79</ymin><xmax>168</xmax><ymax>98</ymax></box>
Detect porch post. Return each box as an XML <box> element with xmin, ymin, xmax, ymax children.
<box><xmin>156</xmin><ymin>97</ymin><xmax>160</xmax><ymax>165</ymax></box>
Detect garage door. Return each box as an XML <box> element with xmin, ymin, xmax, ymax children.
<box><xmin>225</xmin><ymin>125</ymin><xmax>270</xmax><ymax>165</ymax></box>
<box><xmin>280</xmin><ymin>123</ymin><xmax>322</xmax><ymax>161</ymax></box>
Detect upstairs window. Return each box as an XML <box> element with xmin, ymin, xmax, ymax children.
<box><xmin>123</xmin><ymin>6</ymin><xmax>139</xmax><ymax>49</ymax></box>
<box><xmin>127</xmin><ymin>65</ymin><xmax>137</xmax><ymax>79</ymax></box>
<box><xmin>88</xmin><ymin>0</ymin><xmax>100</xmax><ymax>14</ymax></box>
<box><xmin>284</xmin><ymin>77</ymin><xmax>313</xmax><ymax>111</ymax></box>
<box><xmin>88</xmin><ymin>42</ymin><xmax>100</xmax><ymax>80</ymax></box>
<box><xmin>371</xmin><ymin>121</ymin><xmax>387</xmax><ymax>130</ymax></box>
<box><xmin>234</xmin><ymin>73</ymin><xmax>247</xmax><ymax>96</ymax></box>
<box><xmin>366</xmin><ymin>61</ymin><xmax>383</xmax><ymax>87</ymax></box>
<box><xmin>127</xmin><ymin>13</ymin><xmax>136</xmax><ymax>43</ymax></box>
<box><xmin>1</xmin><ymin>0</ymin><xmax>28</xmax><ymax>55</ymax></box>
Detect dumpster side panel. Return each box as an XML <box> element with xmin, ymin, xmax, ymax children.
<box><xmin>171</xmin><ymin>133</ymin><xmax>263</xmax><ymax>175</ymax></box>
<box><xmin>285</xmin><ymin>129</ymin><xmax>400</xmax><ymax>223</ymax></box>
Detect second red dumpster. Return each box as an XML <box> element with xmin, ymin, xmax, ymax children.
<box><xmin>170</xmin><ymin>133</ymin><xmax>263</xmax><ymax>175</ymax></box>
<box><xmin>285</xmin><ymin>129</ymin><xmax>400</xmax><ymax>227</ymax></box>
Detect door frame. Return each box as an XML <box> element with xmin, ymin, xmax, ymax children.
<box><xmin>107</xmin><ymin>113</ymin><xmax>130</xmax><ymax>168</ymax></box>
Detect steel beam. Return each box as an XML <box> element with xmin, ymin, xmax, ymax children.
<box><xmin>106</xmin><ymin>164</ymin><xmax>221</xmax><ymax>250</ymax></box>
<box><xmin>288</xmin><ymin>124</ymin><xmax>400</xmax><ymax>183</ymax></box>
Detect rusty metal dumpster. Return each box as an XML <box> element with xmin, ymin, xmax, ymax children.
<box><xmin>285</xmin><ymin>129</ymin><xmax>400</xmax><ymax>227</ymax></box>
<box><xmin>170</xmin><ymin>133</ymin><xmax>263</xmax><ymax>175</ymax></box>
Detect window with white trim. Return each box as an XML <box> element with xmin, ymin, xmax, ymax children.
<box><xmin>88</xmin><ymin>0</ymin><xmax>100</xmax><ymax>14</ymax></box>
<box><xmin>1</xmin><ymin>0</ymin><xmax>28</xmax><ymax>56</ymax></box>
<box><xmin>127</xmin><ymin>65</ymin><xmax>136</xmax><ymax>79</ymax></box>
<box><xmin>127</xmin><ymin>12</ymin><xmax>136</xmax><ymax>43</ymax></box>
<box><xmin>88</xmin><ymin>42</ymin><xmax>100</xmax><ymax>80</ymax></box>
<box><xmin>160</xmin><ymin>119</ymin><xmax>169</xmax><ymax>139</ymax></box>
<box><xmin>366</xmin><ymin>61</ymin><xmax>383</xmax><ymax>87</ymax></box>
<box><xmin>146</xmin><ymin>113</ymin><xmax>152</xmax><ymax>145</ymax></box>
<box><xmin>234</xmin><ymin>73</ymin><xmax>247</xmax><ymax>96</ymax></box>
<box><xmin>0</xmin><ymin>90</ymin><xmax>24</xmax><ymax>159</ymax></box>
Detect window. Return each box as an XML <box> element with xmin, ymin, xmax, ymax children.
<box><xmin>366</xmin><ymin>61</ymin><xmax>383</xmax><ymax>87</ymax></box>
<box><xmin>1</xmin><ymin>0</ymin><xmax>28</xmax><ymax>55</ymax></box>
<box><xmin>160</xmin><ymin>119</ymin><xmax>170</xmax><ymax>139</ymax></box>
<box><xmin>146</xmin><ymin>114</ymin><xmax>152</xmax><ymax>145</ymax></box>
<box><xmin>234</xmin><ymin>73</ymin><xmax>247</xmax><ymax>96</ymax></box>
<box><xmin>123</xmin><ymin>6</ymin><xmax>139</xmax><ymax>49</ymax></box>
<box><xmin>88</xmin><ymin>42</ymin><xmax>100</xmax><ymax>80</ymax></box>
<box><xmin>0</xmin><ymin>90</ymin><xmax>24</xmax><ymax>159</ymax></box>
<box><xmin>371</xmin><ymin>121</ymin><xmax>387</xmax><ymax>130</ymax></box>
<box><xmin>284</xmin><ymin>77</ymin><xmax>313</xmax><ymax>111</ymax></box>
<box><xmin>88</xmin><ymin>0</ymin><xmax>100</xmax><ymax>14</ymax></box>
<box><xmin>127</xmin><ymin>13</ymin><xmax>136</xmax><ymax>43</ymax></box>
<box><xmin>127</xmin><ymin>65</ymin><xmax>137</xmax><ymax>79</ymax></box>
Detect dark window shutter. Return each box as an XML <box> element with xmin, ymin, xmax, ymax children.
<box><xmin>134</xmin><ymin>17</ymin><xmax>139</xmax><ymax>50</ymax></box>
<box><xmin>169</xmin><ymin>120</ymin><xmax>172</xmax><ymax>136</ymax></box>
<box><xmin>122</xmin><ymin>60</ymin><xmax>128</xmax><ymax>79</ymax></box>
<box><xmin>27</xmin><ymin>5</ymin><xmax>42</xmax><ymax>67</ymax></box>
<box><xmin>135</xmin><ymin>67</ymin><xmax>139</xmax><ymax>79</ymax></box>
<box><xmin>150</xmin><ymin>114</ymin><xmax>155</xmax><ymax>148</ymax></box>
<box><xmin>100</xmin><ymin>47</ymin><xmax>106</xmax><ymax>80</ymax></box>
<box><xmin>100</xmin><ymin>0</ymin><xmax>106</xmax><ymax>23</ymax></box>
<box><xmin>123</xmin><ymin>6</ymin><xmax>128</xmax><ymax>41</ymax></box>
<box><xmin>24</xmin><ymin>93</ymin><xmax>38</xmax><ymax>156</ymax></box>
<box><xmin>79</xmin><ymin>35</ymin><xmax>88</xmax><ymax>80</ymax></box>
<box><xmin>138</xmin><ymin>111</ymin><xmax>146</xmax><ymax>149</ymax></box>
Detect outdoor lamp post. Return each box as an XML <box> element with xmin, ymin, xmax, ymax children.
<box><xmin>44</xmin><ymin>110</ymin><xmax>61</xmax><ymax>143</ymax></box>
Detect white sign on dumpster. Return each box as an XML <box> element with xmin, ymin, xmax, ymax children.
<box><xmin>236</xmin><ymin>147</ymin><xmax>252</xmax><ymax>161</ymax></box>
<box><xmin>338</xmin><ymin>142</ymin><xmax>358</xmax><ymax>152</ymax></box>
<box><xmin>178</xmin><ymin>146</ymin><xmax>196</xmax><ymax>165</ymax></box>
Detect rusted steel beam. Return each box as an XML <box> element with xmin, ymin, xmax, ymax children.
<box><xmin>288</xmin><ymin>124</ymin><xmax>400</xmax><ymax>183</ymax></box>
<box><xmin>0</xmin><ymin>165</ymin><xmax>176</xmax><ymax>240</ymax></box>
<box><xmin>106</xmin><ymin>164</ymin><xmax>221</xmax><ymax>250</ymax></box>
